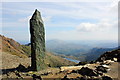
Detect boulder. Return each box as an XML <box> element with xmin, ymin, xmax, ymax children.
<box><xmin>96</xmin><ymin>66</ymin><xmax>108</xmax><ymax>73</ymax></box>
<box><xmin>60</xmin><ymin>66</ymin><xmax>83</xmax><ymax>72</ymax></box>
<box><xmin>78</xmin><ymin>67</ymin><xmax>98</xmax><ymax>76</ymax></box>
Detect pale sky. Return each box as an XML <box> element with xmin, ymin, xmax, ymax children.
<box><xmin>1</xmin><ymin>0</ymin><xmax>118</xmax><ymax>43</ymax></box>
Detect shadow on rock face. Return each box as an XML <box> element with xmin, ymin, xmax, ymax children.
<box><xmin>96</xmin><ymin>66</ymin><xmax>108</xmax><ymax>73</ymax></box>
<box><xmin>102</xmin><ymin>76</ymin><xmax>113</xmax><ymax>80</ymax></box>
<box><xmin>32</xmin><ymin>74</ymin><xmax>42</xmax><ymax>80</ymax></box>
<box><xmin>2</xmin><ymin>64</ymin><xmax>31</xmax><ymax>74</ymax></box>
<box><xmin>77</xmin><ymin>67</ymin><xmax>98</xmax><ymax>76</ymax></box>
<box><xmin>16</xmin><ymin>64</ymin><xmax>31</xmax><ymax>72</ymax></box>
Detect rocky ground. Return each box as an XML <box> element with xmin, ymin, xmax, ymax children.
<box><xmin>1</xmin><ymin>62</ymin><xmax>119</xmax><ymax>80</ymax></box>
<box><xmin>1</xmin><ymin>52</ymin><xmax>119</xmax><ymax>80</ymax></box>
<box><xmin>1</xmin><ymin>52</ymin><xmax>30</xmax><ymax>70</ymax></box>
<box><xmin>0</xmin><ymin>43</ymin><xmax>120</xmax><ymax>80</ymax></box>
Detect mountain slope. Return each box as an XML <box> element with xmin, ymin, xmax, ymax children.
<box><xmin>1</xmin><ymin>35</ymin><xmax>76</xmax><ymax>69</ymax></box>
<box><xmin>0</xmin><ymin>35</ymin><xmax>30</xmax><ymax>58</ymax></box>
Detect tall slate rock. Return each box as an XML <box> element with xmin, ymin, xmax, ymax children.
<box><xmin>30</xmin><ymin>9</ymin><xmax>46</xmax><ymax>71</ymax></box>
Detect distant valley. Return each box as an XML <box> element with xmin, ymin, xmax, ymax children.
<box><xmin>46</xmin><ymin>40</ymin><xmax>118</xmax><ymax>61</ymax></box>
<box><xmin>26</xmin><ymin>39</ymin><xmax>118</xmax><ymax>62</ymax></box>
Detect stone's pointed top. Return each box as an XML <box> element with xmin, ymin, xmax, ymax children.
<box><xmin>31</xmin><ymin>9</ymin><xmax>43</xmax><ymax>23</ymax></box>
<box><xmin>34</xmin><ymin>9</ymin><xmax>39</xmax><ymax>14</ymax></box>
<box><xmin>35</xmin><ymin>9</ymin><xmax>38</xmax><ymax>12</ymax></box>
<box><xmin>33</xmin><ymin>9</ymin><xmax>40</xmax><ymax>17</ymax></box>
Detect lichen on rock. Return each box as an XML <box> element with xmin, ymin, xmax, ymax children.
<box><xmin>30</xmin><ymin>9</ymin><xmax>46</xmax><ymax>71</ymax></box>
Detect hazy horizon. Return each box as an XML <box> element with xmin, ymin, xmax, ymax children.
<box><xmin>16</xmin><ymin>39</ymin><xmax>118</xmax><ymax>48</ymax></box>
<box><xmin>18</xmin><ymin>39</ymin><xmax>118</xmax><ymax>44</ymax></box>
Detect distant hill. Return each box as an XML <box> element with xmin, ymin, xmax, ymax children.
<box><xmin>26</xmin><ymin>40</ymin><xmax>91</xmax><ymax>59</ymax></box>
<box><xmin>46</xmin><ymin>40</ymin><xmax>91</xmax><ymax>56</ymax></box>
<box><xmin>1</xmin><ymin>35</ymin><xmax>76</xmax><ymax>69</ymax></box>
<box><xmin>46</xmin><ymin>40</ymin><xmax>117</xmax><ymax>61</ymax></box>
<box><xmin>85</xmin><ymin>47</ymin><xmax>118</xmax><ymax>61</ymax></box>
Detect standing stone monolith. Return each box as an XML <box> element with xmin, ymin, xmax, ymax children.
<box><xmin>30</xmin><ymin>9</ymin><xmax>46</xmax><ymax>71</ymax></box>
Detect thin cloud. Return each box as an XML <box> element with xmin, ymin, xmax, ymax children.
<box><xmin>76</xmin><ymin>19</ymin><xmax>117</xmax><ymax>32</ymax></box>
<box><xmin>76</xmin><ymin>23</ymin><xmax>98</xmax><ymax>32</ymax></box>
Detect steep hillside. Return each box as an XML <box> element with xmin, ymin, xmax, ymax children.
<box><xmin>0</xmin><ymin>35</ymin><xmax>76</xmax><ymax>69</ymax></box>
<box><xmin>0</xmin><ymin>35</ymin><xmax>30</xmax><ymax>58</ymax></box>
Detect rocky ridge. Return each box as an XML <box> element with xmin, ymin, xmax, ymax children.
<box><xmin>0</xmin><ymin>35</ymin><xmax>30</xmax><ymax>58</ymax></box>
